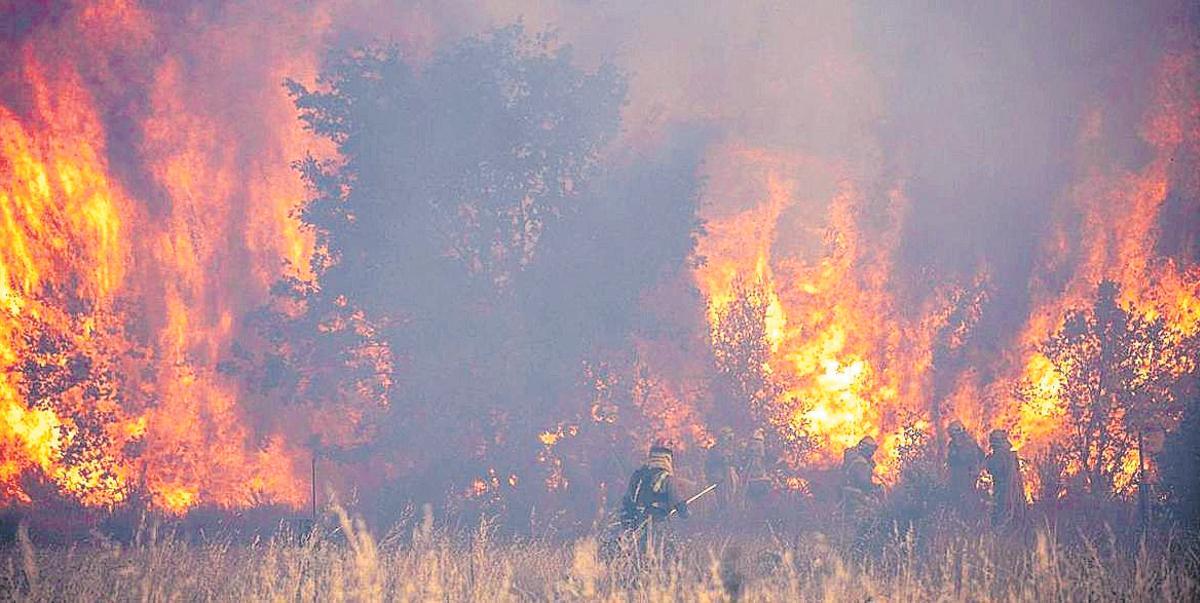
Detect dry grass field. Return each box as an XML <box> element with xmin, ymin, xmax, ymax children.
<box><xmin>3</xmin><ymin>506</ymin><xmax>1197</xmax><ymax>602</ymax></box>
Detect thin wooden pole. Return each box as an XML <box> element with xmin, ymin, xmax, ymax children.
<box><xmin>1137</xmin><ymin>430</ymin><xmax>1148</xmax><ymax>531</ymax></box>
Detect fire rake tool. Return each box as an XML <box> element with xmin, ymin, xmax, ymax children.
<box><xmin>673</xmin><ymin>482</ymin><xmax>719</xmax><ymax>517</ymax></box>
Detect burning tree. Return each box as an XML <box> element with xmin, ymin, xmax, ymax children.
<box><xmin>710</xmin><ymin>277</ymin><xmax>781</xmax><ymax>416</ymax></box>
<box><xmin>236</xmin><ymin>277</ymin><xmax>394</xmax><ymax>457</ymax></box>
<box><xmin>709</xmin><ymin>277</ymin><xmax>814</xmax><ymax>459</ymax></box>
<box><xmin>1028</xmin><ymin>281</ymin><xmax>1198</xmax><ymax>498</ymax></box>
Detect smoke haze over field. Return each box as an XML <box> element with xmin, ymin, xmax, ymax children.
<box><xmin>0</xmin><ymin>0</ymin><xmax>1197</xmax><ymax>523</ymax></box>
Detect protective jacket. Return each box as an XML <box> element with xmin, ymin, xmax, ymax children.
<box><xmin>986</xmin><ymin>446</ymin><xmax>1025</xmax><ymax>530</ymax></box>
<box><xmin>621</xmin><ymin>452</ymin><xmax>687</xmax><ymax>527</ymax></box>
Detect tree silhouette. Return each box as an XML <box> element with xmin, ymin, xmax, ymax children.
<box><xmin>710</xmin><ymin>277</ymin><xmax>781</xmax><ymax>417</ymax></box>
<box><xmin>269</xmin><ymin>27</ymin><xmax>709</xmax><ymax>516</ymax></box>
<box><xmin>287</xmin><ymin>26</ymin><xmax>623</xmax><ymax>312</ymax></box>
<box><xmin>708</xmin><ymin>277</ymin><xmax>818</xmax><ymax>459</ymax></box>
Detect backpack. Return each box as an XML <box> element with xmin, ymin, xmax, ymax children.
<box><xmin>621</xmin><ymin>466</ymin><xmax>672</xmax><ymax>524</ymax></box>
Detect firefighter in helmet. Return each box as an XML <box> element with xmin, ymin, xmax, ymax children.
<box><xmin>945</xmin><ymin>419</ymin><xmax>985</xmax><ymax>519</ymax></box>
<box><xmin>985</xmin><ymin>429</ymin><xmax>1026</xmax><ymax>532</ymax></box>
<box><xmin>620</xmin><ymin>438</ymin><xmax>689</xmax><ymax>555</ymax></box>
<box><xmin>705</xmin><ymin>427</ymin><xmax>740</xmax><ymax>510</ymax></box>
<box><xmin>840</xmin><ymin>436</ymin><xmax>882</xmax><ymax>519</ymax></box>
<box><xmin>742</xmin><ymin>428</ymin><xmax>772</xmax><ymax>502</ymax></box>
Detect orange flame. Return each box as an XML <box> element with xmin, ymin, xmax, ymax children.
<box><xmin>1</xmin><ymin>2</ymin><xmax>1195</xmax><ymax>514</ymax></box>
<box><xmin>1001</xmin><ymin>53</ymin><xmax>1199</xmax><ymax>494</ymax></box>
<box><xmin>694</xmin><ymin>145</ymin><xmax>965</xmax><ymax>479</ymax></box>
<box><xmin>691</xmin><ymin>52</ymin><xmax>1197</xmax><ymax>492</ymax></box>
<box><xmin>1</xmin><ymin>2</ymin><xmax>329</xmax><ymax>513</ymax></box>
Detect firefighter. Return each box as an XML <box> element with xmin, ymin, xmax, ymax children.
<box><xmin>742</xmin><ymin>428</ymin><xmax>772</xmax><ymax>503</ymax></box>
<box><xmin>985</xmin><ymin>429</ymin><xmax>1026</xmax><ymax>532</ymax></box>
<box><xmin>945</xmin><ymin>420</ymin><xmax>985</xmax><ymax>519</ymax></box>
<box><xmin>705</xmin><ymin>427</ymin><xmax>740</xmax><ymax>510</ymax></box>
<box><xmin>839</xmin><ymin>436</ymin><xmax>883</xmax><ymax>554</ymax></box>
<box><xmin>840</xmin><ymin>436</ymin><xmax>882</xmax><ymax>519</ymax></box>
<box><xmin>620</xmin><ymin>439</ymin><xmax>690</xmax><ymax>557</ymax></box>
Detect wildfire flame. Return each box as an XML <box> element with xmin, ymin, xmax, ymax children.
<box><xmin>1</xmin><ymin>2</ymin><xmax>1196</xmax><ymax>516</ymax></box>
<box><xmin>1</xmin><ymin>1</ymin><xmax>326</xmax><ymax>513</ymax></box>
<box><xmin>692</xmin><ymin>53</ymin><xmax>1198</xmax><ymax>494</ymax></box>
<box><xmin>694</xmin><ymin>145</ymin><xmax>968</xmax><ymax>479</ymax></box>
<box><xmin>999</xmin><ymin>53</ymin><xmax>1200</xmax><ymax>493</ymax></box>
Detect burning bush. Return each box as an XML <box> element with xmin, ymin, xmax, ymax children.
<box><xmin>1020</xmin><ymin>280</ymin><xmax>1198</xmax><ymax>498</ymax></box>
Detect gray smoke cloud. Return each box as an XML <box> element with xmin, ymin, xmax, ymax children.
<box><xmin>451</xmin><ymin>0</ymin><xmax>1198</xmax><ymax>343</ymax></box>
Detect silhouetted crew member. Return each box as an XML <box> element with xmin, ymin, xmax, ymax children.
<box><xmin>839</xmin><ymin>436</ymin><xmax>883</xmax><ymax>555</ymax></box>
<box><xmin>985</xmin><ymin>429</ymin><xmax>1025</xmax><ymax>531</ymax></box>
<box><xmin>946</xmin><ymin>420</ymin><xmax>984</xmax><ymax>516</ymax></box>
<box><xmin>621</xmin><ymin>439</ymin><xmax>689</xmax><ymax>547</ymax></box>
<box><xmin>840</xmin><ymin>436</ymin><xmax>881</xmax><ymax>519</ymax></box>
<box><xmin>706</xmin><ymin>427</ymin><xmax>740</xmax><ymax>509</ymax></box>
<box><xmin>742</xmin><ymin>428</ymin><xmax>772</xmax><ymax>502</ymax></box>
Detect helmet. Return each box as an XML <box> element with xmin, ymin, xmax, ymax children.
<box><xmin>948</xmin><ymin>420</ymin><xmax>966</xmax><ymax>435</ymax></box>
<box><xmin>751</xmin><ymin>428</ymin><xmax>766</xmax><ymax>441</ymax></box>
<box><xmin>719</xmin><ymin>426</ymin><xmax>735</xmax><ymax>440</ymax></box>
<box><xmin>988</xmin><ymin>429</ymin><xmax>1010</xmax><ymax>445</ymax></box>
<box><xmin>857</xmin><ymin>436</ymin><xmax>878</xmax><ymax>454</ymax></box>
<box><xmin>651</xmin><ymin>437</ymin><xmax>675</xmax><ymax>455</ymax></box>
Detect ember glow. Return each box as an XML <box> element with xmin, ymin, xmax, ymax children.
<box><xmin>1</xmin><ymin>1</ymin><xmax>1197</xmax><ymax>519</ymax></box>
